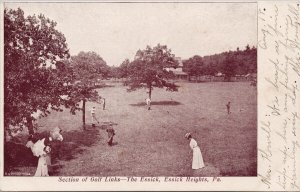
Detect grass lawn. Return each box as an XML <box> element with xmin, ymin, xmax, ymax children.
<box><xmin>5</xmin><ymin>81</ymin><xmax>257</xmax><ymax>176</ymax></box>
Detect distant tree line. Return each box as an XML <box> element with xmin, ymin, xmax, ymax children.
<box><xmin>111</xmin><ymin>45</ymin><xmax>257</xmax><ymax>81</ymax></box>
<box><xmin>183</xmin><ymin>45</ymin><xmax>257</xmax><ymax>81</ymax></box>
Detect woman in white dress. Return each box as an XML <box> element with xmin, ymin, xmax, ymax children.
<box><xmin>26</xmin><ymin>127</ymin><xmax>63</xmax><ymax>176</ymax></box>
<box><xmin>35</xmin><ymin>153</ymin><xmax>49</xmax><ymax>176</ymax></box>
<box><xmin>31</xmin><ymin>139</ymin><xmax>51</xmax><ymax>176</ymax></box>
<box><xmin>185</xmin><ymin>133</ymin><xmax>205</xmax><ymax>169</ymax></box>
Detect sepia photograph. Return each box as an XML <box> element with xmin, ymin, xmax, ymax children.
<box><xmin>3</xmin><ymin>2</ymin><xmax>257</xmax><ymax>177</ymax></box>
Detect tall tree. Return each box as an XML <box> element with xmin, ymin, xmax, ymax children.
<box><xmin>204</xmin><ymin>62</ymin><xmax>217</xmax><ymax>76</ymax></box>
<box><xmin>183</xmin><ymin>55</ymin><xmax>204</xmax><ymax>81</ymax></box>
<box><xmin>126</xmin><ymin>44</ymin><xmax>178</xmax><ymax>99</ymax></box>
<box><xmin>67</xmin><ymin>51</ymin><xmax>109</xmax><ymax>128</ymax></box>
<box><xmin>221</xmin><ymin>54</ymin><xmax>237</xmax><ymax>81</ymax></box>
<box><xmin>4</xmin><ymin>8</ymin><xmax>70</xmax><ymax>135</ymax></box>
<box><xmin>118</xmin><ymin>58</ymin><xmax>131</xmax><ymax>85</ymax></box>
<box><xmin>108</xmin><ymin>65</ymin><xmax>120</xmax><ymax>80</ymax></box>
<box><xmin>119</xmin><ymin>59</ymin><xmax>130</xmax><ymax>79</ymax></box>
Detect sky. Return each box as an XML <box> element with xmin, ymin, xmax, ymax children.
<box><xmin>5</xmin><ymin>2</ymin><xmax>257</xmax><ymax>66</ymax></box>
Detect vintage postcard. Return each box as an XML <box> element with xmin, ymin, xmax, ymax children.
<box><xmin>0</xmin><ymin>1</ymin><xmax>299</xmax><ymax>191</ymax></box>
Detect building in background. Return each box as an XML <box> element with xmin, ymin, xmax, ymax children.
<box><xmin>164</xmin><ymin>57</ymin><xmax>188</xmax><ymax>80</ymax></box>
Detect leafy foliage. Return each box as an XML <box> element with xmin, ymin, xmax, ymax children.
<box><xmin>125</xmin><ymin>44</ymin><xmax>179</xmax><ymax>98</ymax></box>
<box><xmin>183</xmin><ymin>45</ymin><xmax>257</xmax><ymax>78</ymax></box>
<box><xmin>71</xmin><ymin>51</ymin><xmax>109</xmax><ymax>82</ymax></box>
<box><xmin>64</xmin><ymin>51</ymin><xmax>109</xmax><ymax>127</ymax></box>
<box><xmin>182</xmin><ymin>55</ymin><xmax>204</xmax><ymax>78</ymax></box>
<box><xmin>222</xmin><ymin>54</ymin><xmax>237</xmax><ymax>81</ymax></box>
<box><xmin>4</xmin><ymin>8</ymin><xmax>70</xmax><ymax>132</ymax></box>
<box><xmin>118</xmin><ymin>59</ymin><xmax>130</xmax><ymax>79</ymax></box>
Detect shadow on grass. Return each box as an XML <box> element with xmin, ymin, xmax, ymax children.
<box><xmin>98</xmin><ymin>121</ymin><xmax>118</xmax><ymax>130</ymax></box>
<box><xmin>50</xmin><ymin>125</ymin><xmax>102</xmax><ymax>175</ymax></box>
<box><xmin>4</xmin><ymin>142</ymin><xmax>38</xmax><ymax>175</ymax></box>
<box><xmin>4</xmin><ymin>124</ymin><xmax>105</xmax><ymax>176</ymax></box>
<box><xmin>107</xmin><ymin>142</ymin><xmax>118</xmax><ymax>147</ymax></box>
<box><xmin>130</xmin><ymin>100</ymin><xmax>182</xmax><ymax>107</ymax></box>
<box><xmin>94</xmin><ymin>84</ymin><xmax>115</xmax><ymax>89</ymax></box>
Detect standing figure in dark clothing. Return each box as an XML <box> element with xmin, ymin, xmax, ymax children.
<box><xmin>106</xmin><ymin>126</ymin><xmax>115</xmax><ymax>146</ymax></box>
<box><xmin>102</xmin><ymin>98</ymin><xmax>106</xmax><ymax>110</ymax></box>
<box><xmin>226</xmin><ymin>101</ymin><xmax>231</xmax><ymax>114</ymax></box>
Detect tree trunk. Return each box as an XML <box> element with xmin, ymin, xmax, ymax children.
<box><xmin>82</xmin><ymin>99</ymin><xmax>86</xmax><ymax>129</ymax></box>
<box><xmin>148</xmin><ymin>84</ymin><xmax>152</xmax><ymax>99</ymax></box>
<box><xmin>26</xmin><ymin>116</ymin><xmax>34</xmax><ymax>135</ymax></box>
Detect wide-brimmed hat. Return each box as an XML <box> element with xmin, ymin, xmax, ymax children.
<box><xmin>185</xmin><ymin>132</ymin><xmax>191</xmax><ymax>138</ymax></box>
<box><xmin>51</xmin><ymin>127</ymin><xmax>63</xmax><ymax>141</ymax></box>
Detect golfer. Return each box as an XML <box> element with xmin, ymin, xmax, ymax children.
<box><xmin>91</xmin><ymin>106</ymin><xmax>99</xmax><ymax>127</ymax></box>
<box><xmin>145</xmin><ymin>98</ymin><xmax>151</xmax><ymax>110</ymax></box>
<box><xmin>106</xmin><ymin>126</ymin><xmax>115</xmax><ymax>146</ymax></box>
<box><xmin>102</xmin><ymin>98</ymin><xmax>106</xmax><ymax>110</ymax></box>
<box><xmin>185</xmin><ymin>133</ymin><xmax>205</xmax><ymax>169</ymax></box>
<box><xmin>226</xmin><ymin>101</ymin><xmax>231</xmax><ymax>114</ymax></box>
